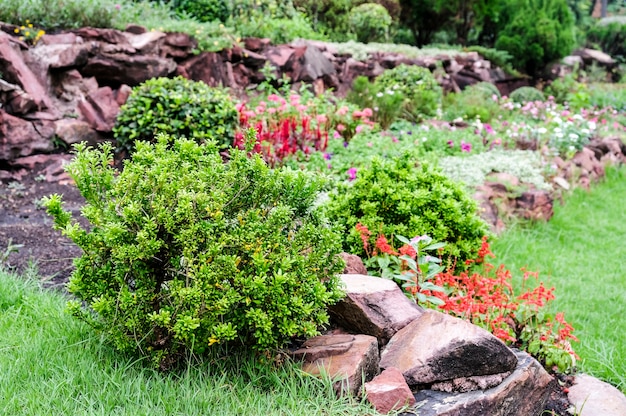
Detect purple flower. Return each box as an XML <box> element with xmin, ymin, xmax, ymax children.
<box><xmin>327</xmin><ymin>163</ymin><xmax>332</xmax><ymax>169</ymax></box>
<box><xmin>484</xmin><ymin>123</ymin><xmax>495</xmax><ymax>135</ymax></box>
<box><xmin>343</xmin><ymin>141</ymin><xmax>349</xmax><ymax>148</ymax></box>
<box><xmin>323</xmin><ymin>152</ymin><xmax>332</xmax><ymax>161</ymax></box>
<box><xmin>347</xmin><ymin>167</ymin><xmax>357</xmax><ymax>181</ymax></box>
<box><xmin>447</xmin><ymin>140</ymin><xmax>454</xmax><ymax>148</ymax></box>
<box><xmin>461</xmin><ymin>141</ymin><xmax>472</xmax><ymax>153</ymax></box>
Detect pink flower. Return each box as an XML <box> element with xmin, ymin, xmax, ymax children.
<box><xmin>267</xmin><ymin>108</ymin><xmax>276</xmax><ymax>114</ymax></box>
<box><xmin>355</xmin><ymin>125</ymin><xmax>363</xmax><ymax>134</ymax></box>
<box><xmin>347</xmin><ymin>167</ymin><xmax>357</xmax><ymax>181</ymax></box>
<box><xmin>336</xmin><ymin>124</ymin><xmax>345</xmax><ymax>132</ymax></box>
<box><xmin>333</xmin><ymin>131</ymin><xmax>341</xmax><ymax>139</ymax></box>
<box><xmin>461</xmin><ymin>141</ymin><xmax>472</xmax><ymax>153</ymax></box>
<box><xmin>316</xmin><ymin>114</ymin><xmax>328</xmax><ymax>124</ymax></box>
<box><xmin>366</xmin><ymin>142</ymin><xmax>373</xmax><ymax>147</ymax></box>
<box><xmin>268</xmin><ymin>94</ymin><xmax>280</xmax><ymax>102</ymax></box>
<box><xmin>352</xmin><ymin>110</ymin><xmax>363</xmax><ymax>118</ymax></box>
<box><xmin>484</xmin><ymin>123</ymin><xmax>495</xmax><ymax>135</ymax></box>
<box><xmin>362</xmin><ymin>108</ymin><xmax>373</xmax><ymax>118</ymax></box>
<box><xmin>447</xmin><ymin>140</ymin><xmax>454</xmax><ymax>147</ymax></box>
<box><xmin>115</xmin><ymin>3</ymin><xmax>121</xmax><ymax>10</ymax></box>
<box><xmin>392</xmin><ymin>136</ymin><xmax>399</xmax><ymax>143</ymax></box>
<box><xmin>337</xmin><ymin>106</ymin><xmax>349</xmax><ymax>116</ymax></box>
<box><xmin>235</xmin><ymin>102</ymin><xmax>246</xmax><ymax>112</ymax></box>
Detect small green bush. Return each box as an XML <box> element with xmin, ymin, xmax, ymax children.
<box><xmin>510</xmin><ymin>86</ymin><xmax>545</xmax><ymax>103</ymax></box>
<box><xmin>43</xmin><ymin>136</ymin><xmax>345</xmax><ymax>369</ymax></box>
<box><xmin>348</xmin><ymin>3</ymin><xmax>392</xmax><ymax>43</ymax></box>
<box><xmin>347</xmin><ymin>75</ymin><xmax>404</xmax><ymax>129</ymax></box>
<box><xmin>172</xmin><ymin>0</ymin><xmax>230</xmax><ymax>22</ymax></box>
<box><xmin>443</xmin><ymin>83</ymin><xmax>501</xmax><ymax>122</ymax></box>
<box><xmin>324</xmin><ymin>154</ymin><xmax>488</xmax><ymax>266</ymax></box>
<box><xmin>374</xmin><ymin>65</ymin><xmax>442</xmax><ymax>122</ymax></box>
<box><xmin>113</xmin><ymin>76</ymin><xmax>238</xmax><ymax>151</ymax></box>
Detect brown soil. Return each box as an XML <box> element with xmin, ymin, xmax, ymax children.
<box><xmin>0</xmin><ymin>165</ymin><xmax>84</xmax><ymax>289</ymax></box>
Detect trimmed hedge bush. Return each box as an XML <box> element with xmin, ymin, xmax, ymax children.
<box><xmin>43</xmin><ymin>135</ymin><xmax>345</xmax><ymax>369</ymax></box>
<box><xmin>324</xmin><ymin>154</ymin><xmax>489</xmax><ymax>267</ymax></box>
<box><xmin>510</xmin><ymin>86</ymin><xmax>546</xmax><ymax>103</ymax></box>
<box><xmin>113</xmin><ymin>76</ymin><xmax>238</xmax><ymax>151</ymax></box>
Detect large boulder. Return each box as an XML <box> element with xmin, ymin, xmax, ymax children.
<box><xmin>409</xmin><ymin>350</ymin><xmax>554</xmax><ymax>416</ymax></box>
<box><xmin>379</xmin><ymin>310</ymin><xmax>517</xmax><ymax>386</ymax></box>
<box><xmin>568</xmin><ymin>374</ymin><xmax>626</xmax><ymax>416</ymax></box>
<box><xmin>0</xmin><ymin>110</ymin><xmax>55</xmax><ymax>161</ymax></box>
<box><xmin>329</xmin><ymin>274</ymin><xmax>424</xmax><ymax>345</ymax></box>
<box><xmin>80</xmin><ymin>53</ymin><xmax>176</xmax><ymax>86</ymax></box>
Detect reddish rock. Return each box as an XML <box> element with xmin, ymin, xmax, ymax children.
<box><xmin>339</xmin><ymin>253</ymin><xmax>368</xmax><ymax>275</ymax></box>
<box><xmin>0</xmin><ymin>110</ymin><xmax>55</xmax><ymax>161</ymax></box>
<box><xmin>266</xmin><ymin>45</ymin><xmax>295</xmax><ymax>69</ymax></box>
<box><xmin>514</xmin><ymin>190</ymin><xmax>553</xmax><ymax>221</ymax></box>
<box><xmin>242</xmin><ymin>49</ymin><xmax>267</xmax><ymax>69</ymax></box>
<box><xmin>54</xmin><ymin>118</ymin><xmax>101</xmax><ymax>146</ymax></box>
<box><xmin>289</xmin><ymin>42</ymin><xmax>336</xmax><ymax>82</ymax></box>
<box><xmin>39</xmin><ymin>33</ymin><xmax>78</xmax><ymax>45</ymax></box>
<box><xmin>568</xmin><ymin>374</ymin><xmax>626</xmax><ymax>416</ymax></box>
<box><xmin>114</xmin><ymin>84</ymin><xmax>132</xmax><ymax>106</ymax></box>
<box><xmin>161</xmin><ymin>32</ymin><xmax>196</xmax><ymax>59</ymax></box>
<box><xmin>0</xmin><ymin>35</ymin><xmax>52</xmax><ymax>111</ymax></box>
<box><xmin>380</xmin><ymin>310</ymin><xmax>517</xmax><ymax>386</ymax></box>
<box><xmin>0</xmin><ymin>79</ymin><xmax>37</xmax><ymax>115</ymax></box>
<box><xmin>77</xmin><ymin>86</ymin><xmax>120</xmax><ymax>132</ymax></box>
<box><xmin>80</xmin><ymin>53</ymin><xmax>176</xmax><ymax>86</ymax></box>
<box><xmin>329</xmin><ymin>274</ymin><xmax>424</xmax><ymax>345</ymax></box>
<box><xmin>293</xmin><ymin>334</ymin><xmax>379</xmax><ymax>396</ymax></box>
<box><xmin>71</xmin><ymin>27</ymin><xmax>130</xmax><ymax>46</ymax></box>
<box><xmin>125</xmin><ymin>24</ymin><xmax>147</xmax><ymax>34</ymax></box>
<box><xmin>29</xmin><ymin>43</ymin><xmax>92</xmax><ymax>70</ymax></box>
<box><xmin>365</xmin><ymin>367</ymin><xmax>415</xmax><ymax>414</ymax></box>
<box><xmin>178</xmin><ymin>52</ymin><xmax>230</xmax><ymax>87</ymax></box>
<box><xmin>243</xmin><ymin>37</ymin><xmax>271</xmax><ymax>52</ymax></box>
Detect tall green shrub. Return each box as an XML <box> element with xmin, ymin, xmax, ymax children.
<box><xmin>113</xmin><ymin>76</ymin><xmax>238</xmax><ymax>152</ymax></box>
<box><xmin>495</xmin><ymin>0</ymin><xmax>575</xmax><ymax>76</ymax></box>
<box><xmin>324</xmin><ymin>154</ymin><xmax>488</xmax><ymax>266</ymax></box>
<box><xmin>348</xmin><ymin>3</ymin><xmax>392</xmax><ymax>43</ymax></box>
<box><xmin>43</xmin><ymin>135</ymin><xmax>345</xmax><ymax>369</ymax></box>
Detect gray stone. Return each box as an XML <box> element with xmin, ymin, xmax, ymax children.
<box><xmin>568</xmin><ymin>374</ymin><xmax>626</xmax><ymax>416</ymax></box>
<box><xmin>329</xmin><ymin>274</ymin><xmax>424</xmax><ymax>345</ymax></box>
<box><xmin>410</xmin><ymin>350</ymin><xmax>553</xmax><ymax>416</ymax></box>
<box><xmin>380</xmin><ymin>310</ymin><xmax>517</xmax><ymax>386</ymax></box>
<box><xmin>293</xmin><ymin>334</ymin><xmax>379</xmax><ymax>396</ymax></box>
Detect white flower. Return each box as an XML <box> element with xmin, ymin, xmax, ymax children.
<box><xmin>376</xmin><ymin>92</ymin><xmax>383</xmax><ymax>98</ymax></box>
<box><xmin>422</xmin><ymin>137</ymin><xmax>428</xmax><ymax>142</ymax></box>
<box><xmin>554</xmin><ymin>127</ymin><xmax>562</xmax><ymax>133</ymax></box>
<box><xmin>588</xmin><ymin>121</ymin><xmax>597</xmax><ymax>130</ymax></box>
<box><xmin>569</xmin><ymin>133</ymin><xmax>579</xmax><ymax>140</ymax></box>
<box><xmin>537</xmin><ymin>127</ymin><xmax>547</xmax><ymax>134</ymax></box>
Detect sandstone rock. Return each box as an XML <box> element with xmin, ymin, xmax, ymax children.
<box><xmin>0</xmin><ymin>35</ymin><xmax>51</xmax><ymax>111</ymax></box>
<box><xmin>71</xmin><ymin>27</ymin><xmax>130</xmax><ymax>46</ymax></box>
<box><xmin>76</xmin><ymin>86</ymin><xmax>120</xmax><ymax>132</ymax></box>
<box><xmin>80</xmin><ymin>53</ymin><xmax>176</xmax><ymax>86</ymax></box>
<box><xmin>0</xmin><ymin>110</ymin><xmax>55</xmax><ymax>161</ymax></box>
<box><xmin>29</xmin><ymin>43</ymin><xmax>92</xmax><ymax>70</ymax></box>
<box><xmin>365</xmin><ymin>367</ymin><xmax>415</xmax><ymax>414</ymax></box>
<box><xmin>243</xmin><ymin>37</ymin><xmax>271</xmax><ymax>52</ymax></box>
<box><xmin>430</xmin><ymin>371</ymin><xmax>512</xmax><ymax>393</ymax></box>
<box><xmin>339</xmin><ymin>253</ymin><xmax>368</xmax><ymax>275</ymax></box>
<box><xmin>54</xmin><ymin>118</ymin><xmax>101</xmax><ymax>146</ymax></box>
<box><xmin>0</xmin><ymin>78</ymin><xmax>37</xmax><ymax>115</ymax></box>
<box><xmin>293</xmin><ymin>334</ymin><xmax>379</xmax><ymax>396</ymax></box>
<box><xmin>409</xmin><ymin>350</ymin><xmax>553</xmax><ymax>416</ymax></box>
<box><xmin>329</xmin><ymin>274</ymin><xmax>424</xmax><ymax>344</ymax></box>
<box><xmin>572</xmin><ymin>147</ymin><xmax>604</xmax><ymax>177</ymax></box>
<box><xmin>125</xmin><ymin>24</ymin><xmax>147</xmax><ymax>34</ymax></box>
<box><xmin>379</xmin><ymin>310</ymin><xmax>517</xmax><ymax>386</ymax></box>
<box><xmin>161</xmin><ymin>32</ymin><xmax>196</xmax><ymax>59</ymax></box>
<box><xmin>563</xmin><ymin>55</ymin><xmax>584</xmax><ymax>67</ymax></box>
<box><xmin>39</xmin><ymin>33</ymin><xmax>78</xmax><ymax>46</ymax></box>
<box><xmin>290</xmin><ymin>42</ymin><xmax>336</xmax><ymax>82</ymax></box>
<box><xmin>514</xmin><ymin>190</ymin><xmax>554</xmax><ymax>221</ymax></box>
<box><xmin>568</xmin><ymin>374</ymin><xmax>626</xmax><ymax>416</ymax></box>
<box><xmin>122</xmin><ymin>30</ymin><xmax>166</xmax><ymax>53</ymax></box>
<box><xmin>242</xmin><ymin>49</ymin><xmax>267</xmax><ymax>69</ymax></box>
<box><xmin>266</xmin><ymin>45</ymin><xmax>295</xmax><ymax>69</ymax></box>
<box><xmin>178</xmin><ymin>52</ymin><xmax>230</xmax><ymax>87</ymax></box>
<box><xmin>574</xmin><ymin>48</ymin><xmax>616</xmax><ymax>67</ymax></box>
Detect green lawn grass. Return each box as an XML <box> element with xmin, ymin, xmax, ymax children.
<box><xmin>491</xmin><ymin>166</ymin><xmax>626</xmax><ymax>391</ymax></box>
<box><xmin>0</xmin><ymin>270</ymin><xmax>381</xmax><ymax>416</ymax></box>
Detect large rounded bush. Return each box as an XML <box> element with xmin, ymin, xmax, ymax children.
<box><xmin>44</xmin><ymin>135</ymin><xmax>345</xmax><ymax>369</ymax></box>
<box><xmin>172</xmin><ymin>0</ymin><xmax>230</xmax><ymax>22</ymax></box>
<box><xmin>324</xmin><ymin>154</ymin><xmax>488</xmax><ymax>266</ymax></box>
<box><xmin>374</xmin><ymin>65</ymin><xmax>442</xmax><ymax>122</ymax></box>
<box><xmin>510</xmin><ymin>86</ymin><xmax>546</xmax><ymax>103</ymax></box>
<box><xmin>348</xmin><ymin>3</ymin><xmax>392</xmax><ymax>43</ymax></box>
<box><xmin>113</xmin><ymin>76</ymin><xmax>238</xmax><ymax>151</ymax></box>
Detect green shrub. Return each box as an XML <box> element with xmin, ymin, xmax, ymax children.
<box><xmin>347</xmin><ymin>75</ymin><xmax>404</xmax><ymax>129</ymax></box>
<box><xmin>374</xmin><ymin>65</ymin><xmax>442</xmax><ymax>122</ymax></box>
<box><xmin>113</xmin><ymin>76</ymin><xmax>238</xmax><ymax>151</ymax></box>
<box><xmin>586</xmin><ymin>20</ymin><xmax>626</xmax><ymax>63</ymax></box>
<box><xmin>465</xmin><ymin>46</ymin><xmax>519</xmax><ymax>76</ymax></box>
<box><xmin>172</xmin><ymin>0</ymin><xmax>230</xmax><ymax>22</ymax></box>
<box><xmin>43</xmin><ymin>136</ymin><xmax>345</xmax><ymax>369</ymax></box>
<box><xmin>324</xmin><ymin>154</ymin><xmax>488</xmax><ymax>266</ymax></box>
<box><xmin>544</xmin><ymin>73</ymin><xmax>581</xmax><ymax>104</ymax></box>
<box><xmin>348</xmin><ymin>3</ymin><xmax>392</xmax><ymax>43</ymax></box>
<box><xmin>495</xmin><ymin>0</ymin><xmax>575</xmax><ymax>75</ymax></box>
<box><xmin>510</xmin><ymin>86</ymin><xmax>545</xmax><ymax>103</ymax></box>
<box><xmin>443</xmin><ymin>83</ymin><xmax>501</xmax><ymax>122</ymax></box>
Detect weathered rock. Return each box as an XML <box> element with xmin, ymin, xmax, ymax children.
<box><xmin>77</xmin><ymin>86</ymin><xmax>120</xmax><ymax>132</ymax></box>
<box><xmin>365</xmin><ymin>367</ymin><xmax>415</xmax><ymax>414</ymax></box>
<box><xmin>28</xmin><ymin>43</ymin><xmax>92</xmax><ymax>70</ymax></box>
<box><xmin>408</xmin><ymin>350</ymin><xmax>553</xmax><ymax>416</ymax></box>
<box><xmin>290</xmin><ymin>42</ymin><xmax>336</xmax><ymax>82</ymax></box>
<box><xmin>380</xmin><ymin>310</ymin><xmax>517</xmax><ymax>386</ymax></box>
<box><xmin>243</xmin><ymin>37</ymin><xmax>271</xmax><ymax>52</ymax></box>
<box><xmin>266</xmin><ymin>45</ymin><xmax>295</xmax><ymax>69</ymax></box>
<box><xmin>0</xmin><ymin>110</ymin><xmax>55</xmax><ymax>161</ymax></box>
<box><xmin>0</xmin><ymin>34</ymin><xmax>51</xmax><ymax>111</ymax></box>
<box><xmin>339</xmin><ymin>253</ymin><xmax>368</xmax><ymax>275</ymax></box>
<box><xmin>329</xmin><ymin>274</ymin><xmax>424</xmax><ymax>345</ymax></box>
<box><xmin>9</xmin><ymin>153</ymin><xmax>73</xmax><ymax>183</ymax></box>
<box><xmin>514</xmin><ymin>190</ymin><xmax>553</xmax><ymax>221</ymax></box>
<box><xmin>80</xmin><ymin>53</ymin><xmax>176</xmax><ymax>86</ymax></box>
<box><xmin>177</xmin><ymin>52</ymin><xmax>230</xmax><ymax>87</ymax></box>
<box><xmin>568</xmin><ymin>374</ymin><xmax>626</xmax><ymax>416</ymax></box>
<box><xmin>573</xmin><ymin>48</ymin><xmax>616</xmax><ymax>67</ymax></box>
<box><xmin>572</xmin><ymin>147</ymin><xmax>604</xmax><ymax>177</ymax></box>
<box><xmin>293</xmin><ymin>334</ymin><xmax>379</xmax><ymax>396</ymax></box>
<box><xmin>54</xmin><ymin>118</ymin><xmax>101</xmax><ymax>146</ymax></box>
<box><xmin>0</xmin><ymin>78</ymin><xmax>38</xmax><ymax>115</ymax></box>
<box><xmin>430</xmin><ymin>371</ymin><xmax>512</xmax><ymax>393</ymax></box>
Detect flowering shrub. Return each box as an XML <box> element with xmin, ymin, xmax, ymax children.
<box><xmin>358</xmin><ymin>232</ymin><xmax>578</xmax><ymax>372</ymax></box>
<box><xmin>43</xmin><ymin>135</ymin><xmax>345</xmax><ymax>369</ymax></box>
<box><xmin>431</xmin><ymin>239</ymin><xmax>578</xmax><ymax>372</ymax></box>
<box><xmin>235</xmin><ymin>90</ymin><xmax>374</xmax><ymax>166</ymax></box>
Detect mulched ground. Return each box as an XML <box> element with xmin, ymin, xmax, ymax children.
<box><xmin>0</xmin><ymin>160</ymin><xmax>574</xmax><ymax>414</ymax></box>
